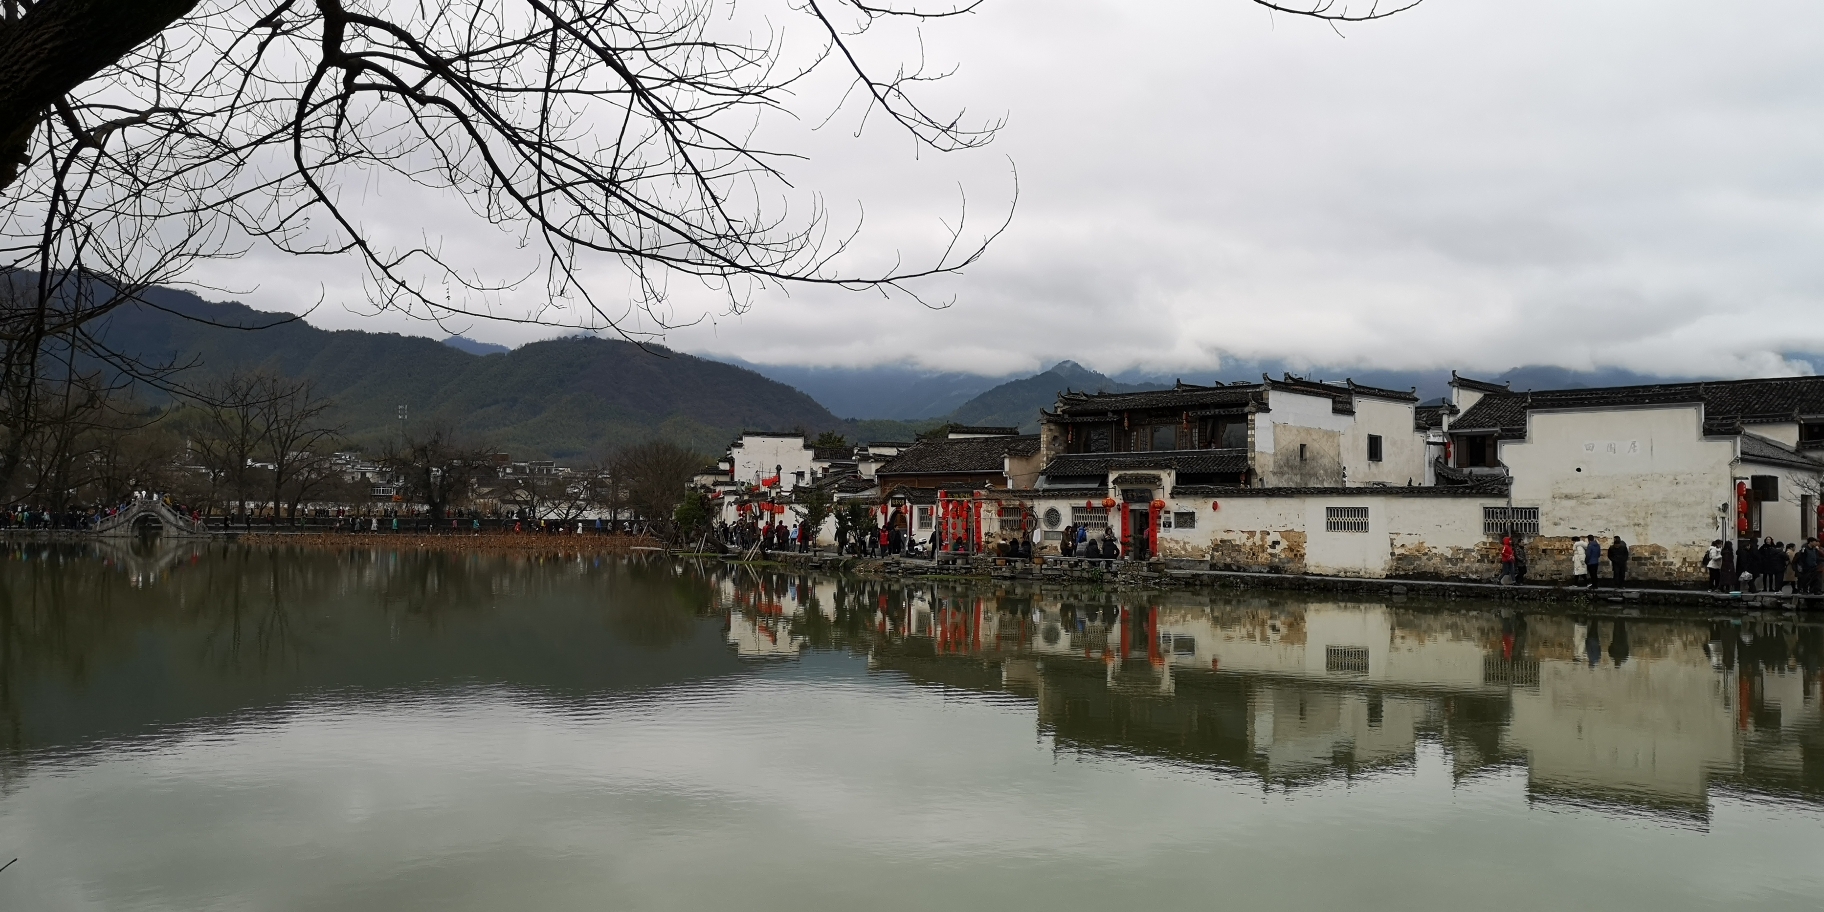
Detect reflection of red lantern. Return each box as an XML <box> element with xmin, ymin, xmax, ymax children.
<box><xmin>1102</xmin><ymin>497</ymin><xmax>1116</xmax><ymax>509</ymax></box>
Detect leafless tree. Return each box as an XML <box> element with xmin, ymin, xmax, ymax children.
<box><xmin>610</xmin><ymin>438</ymin><xmax>703</xmax><ymax>530</ymax></box>
<box><xmin>499</xmin><ymin>469</ymin><xmax>594</xmax><ymax>522</ymax></box>
<box><xmin>260</xmin><ymin>376</ymin><xmax>340</xmax><ymax>520</ymax></box>
<box><xmin>1</xmin><ymin>0</ymin><xmax>1414</xmax><ymax>330</ymax></box>
<box><xmin>182</xmin><ymin>371</ymin><xmax>273</xmax><ymax>523</ymax></box>
<box><xmin>382</xmin><ymin>421</ymin><xmax>490</xmax><ymax>520</ymax></box>
<box><xmin>0</xmin><ymin>1</ymin><xmax>1416</xmax><ymax>493</ymax></box>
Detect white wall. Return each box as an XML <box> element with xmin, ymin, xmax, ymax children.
<box><xmin>1341</xmin><ymin>397</ymin><xmax>1427</xmax><ymax>486</ymax></box>
<box><xmin>1751</xmin><ymin>422</ymin><xmax>1800</xmax><ymax>447</ymax></box>
<box><xmin>1745</xmin><ymin>459</ymin><xmax>1817</xmax><ymax>545</ymax></box>
<box><xmin>729</xmin><ymin>434</ymin><xmax>818</xmax><ymax>492</ymax></box>
<box><xmin>1502</xmin><ymin>406</ymin><xmax>1730</xmax><ymax>542</ymax></box>
<box><xmin>1161</xmin><ymin>490</ymin><xmax>1500</xmax><ymax>577</ymax></box>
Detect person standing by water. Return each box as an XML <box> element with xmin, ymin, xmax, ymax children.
<box><xmin>1499</xmin><ymin>536</ymin><xmax>1516</xmax><ymax>585</ymax></box>
<box><xmin>1584</xmin><ymin>535</ymin><xmax>1602</xmax><ymax>588</ymax></box>
<box><xmin>1722</xmin><ymin>540</ymin><xmax>1737</xmax><ymax>592</ymax></box>
<box><xmin>1513</xmin><ymin>536</ymin><xmax>1529</xmax><ymax>585</ymax></box>
<box><xmin>1799</xmin><ymin>538</ymin><xmax>1823</xmax><ymax>595</ymax></box>
<box><xmin>1759</xmin><ymin>537</ymin><xmax>1783</xmax><ymax>593</ymax></box>
<box><xmin>1704</xmin><ymin>540</ymin><xmax>1725</xmax><ymax>591</ymax></box>
<box><xmin>1608</xmin><ymin>536</ymin><xmax>1630</xmax><ymax>588</ymax></box>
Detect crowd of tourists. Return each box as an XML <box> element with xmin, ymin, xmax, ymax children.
<box><xmin>1057</xmin><ymin>522</ymin><xmax>1122</xmax><ymax>561</ymax></box>
<box><xmin>0</xmin><ymin>494</ymin><xmax>203</xmax><ymax>531</ymax></box>
<box><xmin>1701</xmin><ymin>536</ymin><xmax>1823</xmax><ymax>594</ymax></box>
<box><xmin>1490</xmin><ymin>532</ymin><xmax>1823</xmax><ymax>595</ymax></box>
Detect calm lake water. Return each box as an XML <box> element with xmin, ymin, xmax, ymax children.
<box><xmin>1</xmin><ymin>541</ymin><xmax>1821</xmax><ymax>910</ymax></box>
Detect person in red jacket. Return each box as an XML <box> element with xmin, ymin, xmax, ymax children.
<box><xmin>1499</xmin><ymin>536</ymin><xmax>1516</xmax><ymax>584</ymax></box>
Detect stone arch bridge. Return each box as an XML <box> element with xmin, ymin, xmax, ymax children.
<box><xmin>92</xmin><ymin>496</ymin><xmax>211</xmax><ymax>538</ymax></box>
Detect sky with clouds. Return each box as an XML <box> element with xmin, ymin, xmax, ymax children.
<box><xmin>189</xmin><ymin>0</ymin><xmax>1824</xmax><ymax>380</ymax></box>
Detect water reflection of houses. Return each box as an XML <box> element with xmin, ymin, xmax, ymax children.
<box><xmin>823</xmin><ymin>587</ymin><xmax>1824</xmax><ymax>820</ymax></box>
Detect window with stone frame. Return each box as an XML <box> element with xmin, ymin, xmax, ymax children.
<box><xmin>1071</xmin><ymin>506</ymin><xmax>1108</xmax><ymax>530</ymax></box>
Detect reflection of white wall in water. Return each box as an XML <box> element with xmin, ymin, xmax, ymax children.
<box><xmin>1304</xmin><ymin>606</ymin><xmax>1390</xmax><ymax>679</ymax></box>
<box><xmin>1745</xmin><ymin>668</ymin><xmax>1820</xmax><ymax>776</ymax></box>
<box><xmin>726</xmin><ymin>613</ymin><xmax>803</xmax><ymax>658</ymax></box>
<box><xmin>1248</xmin><ymin>686</ymin><xmax>1424</xmax><ymax>777</ymax></box>
<box><xmin>1759</xmin><ymin>668</ymin><xmax>1822</xmax><ymax>734</ymax></box>
<box><xmin>1152</xmin><ymin>605</ymin><xmax>1494</xmax><ymax>692</ymax></box>
<box><xmin>1157</xmin><ymin>611</ymin><xmax>1303</xmax><ymax>675</ymax></box>
<box><xmin>1503</xmin><ymin>654</ymin><xmax>1737</xmax><ymax>803</ymax></box>
<box><xmin>1002</xmin><ymin>658</ymin><xmax>1042</xmax><ymax>692</ymax></box>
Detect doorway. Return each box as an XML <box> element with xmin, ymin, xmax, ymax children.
<box><xmin>1127</xmin><ymin>506</ymin><xmax>1150</xmax><ymax>560</ymax></box>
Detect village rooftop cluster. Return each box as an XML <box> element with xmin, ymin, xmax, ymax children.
<box><xmin>697</xmin><ymin>371</ymin><xmax>1824</xmax><ymax>587</ymax></box>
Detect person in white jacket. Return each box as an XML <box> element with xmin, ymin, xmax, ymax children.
<box><xmin>1704</xmin><ymin>540</ymin><xmax>1724</xmax><ymax>591</ymax></box>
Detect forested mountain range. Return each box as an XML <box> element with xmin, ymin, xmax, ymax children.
<box><xmin>94</xmin><ymin>287</ymin><xmax>919</xmax><ymax>459</ymax></box>
<box><xmin>93</xmin><ymin>285</ymin><xmax>1759</xmax><ymax>459</ymax></box>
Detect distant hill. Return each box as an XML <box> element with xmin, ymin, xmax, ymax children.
<box><xmin>89</xmin><ymin>287</ymin><xmax>905</xmax><ymax>458</ymax></box>
<box><xmin>713</xmin><ymin>358</ymin><xmax>1016</xmax><ymax>420</ymax></box>
<box><xmin>442</xmin><ymin>335</ymin><xmax>509</xmax><ymax>356</ymax></box>
<box><xmin>944</xmin><ymin>361</ymin><xmax>1167</xmax><ymax>432</ymax></box>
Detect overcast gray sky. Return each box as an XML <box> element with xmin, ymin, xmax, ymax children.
<box><xmin>193</xmin><ymin>0</ymin><xmax>1824</xmax><ymax>379</ymax></box>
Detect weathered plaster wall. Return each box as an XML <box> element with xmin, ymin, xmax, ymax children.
<box><xmin>1156</xmin><ymin>493</ymin><xmax>1503</xmax><ymax>579</ymax></box>
<box><xmin>1342</xmin><ymin>397</ymin><xmax>1428</xmax><ymax>486</ymax></box>
<box><xmin>1263</xmin><ymin>425</ymin><xmax>1344</xmax><ymax>487</ymax></box>
<box><xmin>1005</xmin><ymin>451</ymin><xmax>1043</xmax><ymax>490</ymax></box>
<box><xmin>1256</xmin><ymin>391</ymin><xmax>1351</xmax><ymax>488</ymax></box>
<box><xmin>1501</xmin><ymin>406</ymin><xmax>1730</xmax><ymax>581</ymax></box>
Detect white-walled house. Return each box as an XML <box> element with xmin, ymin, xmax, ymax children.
<box><xmin>728</xmin><ymin>432</ymin><xmax>820</xmax><ymax>492</ymax></box>
<box><xmin>1445</xmin><ymin>376</ymin><xmax>1824</xmax><ymax>581</ymax></box>
<box><xmin>992</xmin><ymin>375</ymin><xmax>1496</xmax><ymax>576</ymax></box>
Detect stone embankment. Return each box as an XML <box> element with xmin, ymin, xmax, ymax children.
<box><xmin>712</xmin><ymin>549</ymin><xmax>1822</xmax><ymax>612</ymax></box>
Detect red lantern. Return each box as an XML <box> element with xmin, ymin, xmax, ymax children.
<box><xmin>1150</xmin><ymin>499</ymin><xmax>1166</xmax><ymax>510</ymax></box>
<box><xmin>1211</xmin><ymin>501</ymin><xmax>1220</xmax><ymax>511</ymax></box>
<box><xmin>1102</xmin><ymin>497</ymin><xmax>1116</xmax><ymax>509</ymax></box>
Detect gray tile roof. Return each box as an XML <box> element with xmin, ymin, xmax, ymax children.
<box><xmin>1169</xmin><ymin>482</ymin><xmax>1511</xmax><ymax>498</ymax></box>
<box><xmin>1040</xmin><ymin>449</ymin><xmax>1252</xmax><ymax>478</ymax></box>
<box><xmin>1050</xmin><ymin>383</ymin><xmax>1264</xmax><ymax>416</ymax></box>
<box><xmin>875</xmin><ymin>434</ymin><xmax>1040</xmax><ymax>476</ymax></box>
<box><xmin>946</xmin><ymin>426</ymin><xmax>1022</xmax><ymax>436</ymax></box>
<box><xmin>1414</xmin><ymin>404</ymin><xmax>1456</xmax><ymax>431</ymax></box>
<box><xmin>1739</xmin><ymin>433</ymin><xmax>1824</xmax><ymax>470</ymax></box>
<box><xmin>1452</xmin><ymin>377</ymin><xmax>1824</xmax><ymax>438</ymax></box>
<box><xmin>1047</xmin><ymin>374</ymin><xmax>1414</xmax><ymax>422</ymax></box>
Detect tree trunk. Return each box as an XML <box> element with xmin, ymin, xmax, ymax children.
<box><xmin>0</xmin><ymin>0</ymin><xmax>201</xmax><ymax>188</ymax></box>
